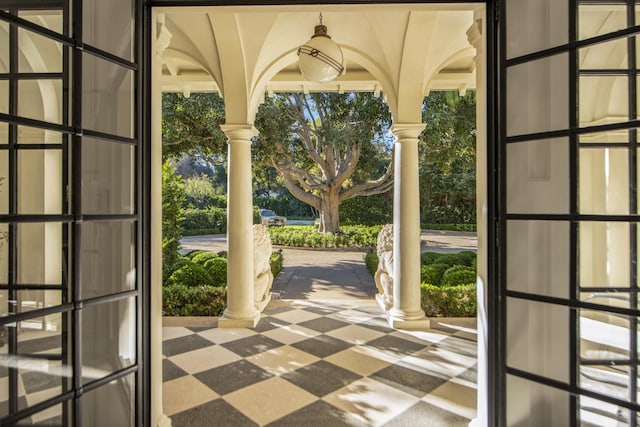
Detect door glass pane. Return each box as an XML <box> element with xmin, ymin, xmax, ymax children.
<box><xmin>579</xmin><ymin>38</ymin><xmax>628</xmax><ymax>70</ymax></box>
<box><xmin>81</xmin><ymin>372</ymin><xmax>134</xmax><ymax>427</ymax></box>
<box><xmin>579</xmin><ymin>5</ymin><xmax>627</xmax><ymax>40</ymax></box>
<box><xmin>18</xmin><ymin>80</ymin><xmax>63</xmax><ymax>124</ymax></box>
<box><xmin>17</xmin><ymin>126</ymin><xmax>62</xmax><ymax>145</ymax></box>
<box><xmin>0</xmin><ymin>19</ymin><xmax>7</xmax><ymax>73</ymax></box>
<box><xmin>506</xmin><ymin>221</ymin><xmax>570</xmax><ymax>299</ymax></box>
<box><xmin>579</xmin><ymin>148</ymin><xmax>629</xmax><ymax>214</ymax></box>
<box><xmin>507</xmin><ymin>54</ymin><xmax>568</xmax><ymax>136</ymax></box>
<box><xmin>81</xmin><ymin>221</ymin><xmax>135</xmax><ymax>299</ymax></box>
<box><xmin>82</xmin><ymin>53</ymin><xmax>133</xmax><ymax>138</ymax></box>
<box><xmin>506</xmin><ymin>374</ymin><xmax>569</xmax><ymax>426</ymax></box>
<box><xmin>83</xmin><ymin>0</ymin><xmax>133</xmax><ymax>61</ymax></box>
<box><xmin>17</xmin><ymin>223</ymin><xmax>62</xmax><ymax>285</ymax></box>
<box><xmin>580</xmin><ymin>395</ymin><xmax>627</xmax><ymax>427</ymax></box>
<box><xmin>580</xmin><ymin>309</ymin><xmax>629</xmax><ymax>363</ymax></box>
<box><xmin>82</xmin><ymin>297</ymin><xmax>136</xmax><ymax>384</ymax></box>
<box><xmin>15</xmin><ymin>401</ymin><xmax>68</xmax><ymax>426</ymax></box>
<box><xmin>18</xmin><ymin>10</ymin><xmax>63</xmax><ymax>35</ymax></box>
<box><xmin>506</xmin><ymin>0</ymin><xmax>567</xmax><ymax>59</ymax></box>
<box><xmin>15</xmin><ymin>290</ymin><xmax>62</xmax><ymax>317</ymax></box>
<box><xmin>580</xmin><ymin>76</ymin><xmax>628</xmax><ymax>127</ymax></box>
<box><xmin>82</xmin><ymin>138</ymin><xmax>134</xmax><ymax>215</ymax></box>
<box><xmin>579</xmin><ymin>222</ymin><xmax>629</xmax><ymax>288</ymax></box>
<box><xmin>0</xmin><ymin>122</ymin><xmax>7</xmax><ymax>143</ymax></box>
<box><xmin>18</xmin><ymin>28</ymin><xmax>62</xmax><ymax>73</ymax></box>
<box><xmin>506</xmin><ymin>138</ymin><xmax>569</xmax><ymax>214</ymax></box>
<box><xmin>507</xmin><ymin>297</ymin><xmax>569</xmax><ymax>382</ymax></box>
<box><xmin>17</xmin><ymin>150</ymin><xmax>62</xmax><ymax>214</ymax></box>
<box><xmin>0</xmin><ymin>81</ymin><xmax>7</xmax><ymax>114</ymax></box>
<box><xmin>0</xmin><ymin>149</ymin><xmax>7</xmax><ymax>214</ymax></box>
<box><xmin>580</xmin><ymin>129</ymin><xmax>628</xmax><ymax>144</ymax></box>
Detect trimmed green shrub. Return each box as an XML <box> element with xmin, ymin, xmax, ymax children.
<box><xmin>421</xmin><ymin>283</ymin><xmax>476</xmax><ymax>317</ymax></box>
<box><xmin>207</xmin><ymin>257</ymin><xmax>228</xmax><ymax>286</ymax></box>
<box><xmin>442</xmin><ymin>267</ymin><xmax>476</xmax><ymax>287</ymax></box>
<box><xmin>365</xmin><ymin>252</ymin><xmax>379</xmax><ymax>276</ymax></box>
<box><xmin>454</xmin><ymin>250</ymin><xmax>476</xmax><ymax>267</ymax></box>
<box><xmin>166</xmin><ymin>261</ymin><xmax>213</xmax><ymax>288</ymax></box>
<box><xmin>191</xmin><ymin>252</ymin><xmax>219</xmax><ymax>265</ymax></box>
<box><xmin>268</xmin><ymin>225</ymin><xmax>382</xmax><ymax>248</ymax></box>
<box><xmin>421</xmin><ymin>223</ymin><xmax>476</xmax><ymax>232</ymax></box>
<box><xmin>163</xmin><ymin>285</ymin><xmax>227</xmax><ymax>316</ymax></box>
<box><xmin>270</xmin><ymin>252</ymin><xmax>284</xmax><ymax>276</ymax></box>
<box><xmin>182</xmin><ymin>207</ymin><xmax>226</xmax><ymax>233</ymax></box>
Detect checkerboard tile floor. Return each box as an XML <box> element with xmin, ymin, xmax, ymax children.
<box><xmin>163</xmin><ymin>301</ymin><xmax>477</xmax><ymax>426</ymax></box>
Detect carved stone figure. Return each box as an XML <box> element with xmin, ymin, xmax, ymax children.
<box><xmin>374</xmin><ymin>224</ymin><xmax>394</xmax><ymax>310</ymax></box>
<box><xmin>253</xmin><ymin>224</ymin><xmax>274</xmax><ymax>311</ymax></box>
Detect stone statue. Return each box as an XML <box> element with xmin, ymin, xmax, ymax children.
<box><xmin>253</xmin><ymin>224</ymin><xmax>274</xmax><ymax>311</ymax></box>
<box><xmin>374</xmin><ymin>224</ymin><xmax>394</xmax><ymax>310</ymax></box>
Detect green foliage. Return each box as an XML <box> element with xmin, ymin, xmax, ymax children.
<box><xmin>183</xmin><ymin>175</ymin><xmax>225</xmax><ymax>209</ymax></box>
<box><xmin>420</xmin><ymin>263</ymin><xmax>449</xmax><ymax>286</ymax></box>
<box><xmin>182</xmin><ymin>207</ymin><xmax>226</xmax><ymax>234</ymax></box>
<box><xmin>270</xmin><ymin>252</ymin><xmax>284</xmax><ymax>276</ymax></box>
<box><xmin>162</xmin><ymin>162</ymin><xmax>186</xmax><ymax>282</ymax></box>
<box><xmin>254</xmin><ymin>195</ymin><xmax>315</xmax><ymax>218</ymax></box>
<box><xmin>162</xmin><ymin>92</ymin><xmax>227</xmax><ymax>161</ymax></box>
<box><xmin>207</xmin><ymin>257</ymin><xmax>228</xmax><ymax>286</ymax></box>
<box><xmin>166</xmin><ymin>261</ymin><xmax>213</xmax><ymax>288</ymax></box>
<box><xmin>420</xmin><ymin>91</ymin><xmax>476</xmax><ymax>225</ymax></box>
<box><xmin>163</xmin><ymin>285</ymin><xmax>227</xmax><ymax>316</ymax></box>
<box><xmin>365</xmin><ymin>252</ymin><xmax>379</xmax><ymax>276</ymax></box>
<box><xmin>268</xmin><ymin>225</ymin><xmax>382</xmax><ymax>248</ymax></box>
<box><xmin>421</xmin><ymin>283</ymin><xmax>476</xmax><ymax>317</ymax></box>
<box><xmin>441</xmin><ymin>266</ymin><xmax>476</xmax><ymax>287</ymax></box>
<box><xmin>422</xmin><ymin>223</ymin><xmax>477</xmax><ymax>232</ymax></box>
<box><xmin>340</xmin><ymin>193</ymin><xmax>393</xmax><ymax>226</ymax></box>
<box><xmin>190</xmin><ymin>252</ymin><xmax>219</xmax><ymax>265</ymax></box>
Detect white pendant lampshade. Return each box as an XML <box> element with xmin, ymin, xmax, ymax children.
<box><xmin>297</xmin><ymin>15</ymin><xmax>344</xmax><ymax>84</ymax></box>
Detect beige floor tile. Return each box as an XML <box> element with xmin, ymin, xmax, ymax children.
<box><xmin>423</xmin><ymin>380</ymin><xmax>477</xmax><ymax>420</ymax></box>
<box><xmin>390</xmin><ymin>329</ymin><xmax>449</xmax><ymax>345</ymax></box>
<box><xmin>270</xmin><ymin>309</ymin><xmax>321</xmax><ymax>324</ymax></box>
<box><xmin>261</xmin><ymin>324</ymin><xmax>320</xmax><ymax>345</ymax></box>
<box><xmin>223</xmin><ymin>377</ymin><xmax>317</xmax><ymax>425</ymax></box>
<box><xmin>196</xmin><ymin>327</ymin><xmax>256</xmax><ymax>344</ymax></box>
<box><xmin>162</xmin><ymin>376</ymin><xmax>219</xmax><ymax>416</ymax></box>
<box><xmin>169</xmin><ymin>345</ymin><xmax>242</xmax><ymax>374</ymax></box>
<box><xmin>325</xmin><ymin>324</ymin><xmax>385</xmax><ymax>345</ymax></box>
<box><xmin>322</xmin><ymin>377</ymin><xmax>419</xmax><ymax>427</ymax></box>
<box><xmin>324</xmin><ymin>347</ymin><xmax>391</xmax><ymax>376</ymax></box>
<box><xmin>399</xmin><ymin>346</ymin><xmax>475</xmax><ymax>379</ymax></box>
<box><xmin>26</xmin><ymin>386</ymin><xmax>62</xmax><ymax>422</ymax></box>
<box><xmin>162</xmin><ymin>327</ymin><xmax>194</xmax><ymax>341</ymax></box>
<box><xmin>328</xmin><ymin>309</ymin><xmax>378</xmax><ymax>324</ymax></box>
<box><xmin>246</xmin><ymin>345</ymin><xmax>319</xmax><ymax>375</ymax></box>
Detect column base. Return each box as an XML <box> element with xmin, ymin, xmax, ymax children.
<box><xmin>386</xmin><ymin>308</ymin><xmax>430</xmax><ymax>330</ymax></box>
<box><xmin>255</xmin><ymin>294</ymin><xmax>272</xmax><ymax>313</ymax></box>
<box><xmin>157</xmin><ymin>414</ymin><xmax>172</xmax><ymax>427</ymax></box>
<box><xmin>218</xmin><ymin>309</ymin><xmax>260</xmax><ymax>328</ymax></box>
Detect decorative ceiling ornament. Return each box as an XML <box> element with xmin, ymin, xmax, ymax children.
<box><xmin>297</xmin><ymin>13</ymin><xmax>344</xmax><ymax>84</ymax></box>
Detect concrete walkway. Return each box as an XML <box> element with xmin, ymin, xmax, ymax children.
<box><xmin>180</xmin><ymin>230</ymin><xmax>477</xmax><ymax>301</ymax></box>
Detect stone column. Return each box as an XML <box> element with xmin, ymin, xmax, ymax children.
<box><xmin>152</xmin><ymin>12</ymin><xmax>172</xmax><ymax>427</ymax></box>
<box><xmin>388</xmin><ymin>123</ymin><xmax>429</xmax><ymax>330</ymax></box>
<box><xmin>218</xmin><ymin>124</ymin><xmax>260</xmax><ymax>328</ymax></box>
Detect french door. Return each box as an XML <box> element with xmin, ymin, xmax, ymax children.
<box><xmin>498</xmin><ymin>0</ymin><xmax>640</xmax><ymax>425</ymax></box>
<box><xmin>0</xmin><ymin>0</ymin><xmax>148</xmax><ymax>425</ymax></box>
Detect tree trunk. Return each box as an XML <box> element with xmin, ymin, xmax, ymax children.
<box><xmin>318</xmin><ymin>191</ymin><xmax>340</xmax><ymax>233</ymax></box>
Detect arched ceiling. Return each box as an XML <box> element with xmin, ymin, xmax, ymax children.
<box><xmin>156</xmin><ymin>3</ymin><xmax>483</xmax><ymax>123</ymax></box>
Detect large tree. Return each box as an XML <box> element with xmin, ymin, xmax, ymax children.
<box><xmin>254</xmin><ymin>92</ymin><xmax>393</xmax><ymax>233</ymax></box>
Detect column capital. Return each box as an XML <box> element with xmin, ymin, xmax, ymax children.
<box><xmin>466</xmin><ymin>18</ymin><xmax>483</xmax><ymax>51</ymax></box>
<box><xmin>221</xmin><ymin>124</ymin><xmax>258</xmax><ymax>142</ymax></box>
<box><xmin>390</xmin><ymin>123</ymin><xmax>425</xmax><ymax>141</ymax></box>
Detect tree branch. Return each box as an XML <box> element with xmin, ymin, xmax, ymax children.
<box><xmin>339</xmin><ymin>156</ymin><xmax>394</xmax><ymax>201</ymax></box>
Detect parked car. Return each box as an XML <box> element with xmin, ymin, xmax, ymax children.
<box><xmin>259</xmin><ymin>209</ymin><xmax>287</xmax><ymax>226</ymax></box>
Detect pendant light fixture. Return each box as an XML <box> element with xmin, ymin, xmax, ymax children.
<box><xmin>297</xmin><ymin>13</ymin><xmax>344</xmax><ymax>84</ymax></box>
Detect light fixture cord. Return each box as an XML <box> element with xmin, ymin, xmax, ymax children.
<box><xmin>319</xmin><ymin>12</ymin><xmax>323</xmax><ymax>25</ymax></box>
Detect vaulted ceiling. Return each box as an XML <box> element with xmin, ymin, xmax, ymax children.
<box><xmin>155</xmin><ymin>3</ymin><xmax>483</xmax><ymax>123</ymax></box>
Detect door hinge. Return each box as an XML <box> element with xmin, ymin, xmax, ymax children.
<box><xmin>495</xmin><ymin>2</ymin><xmax>501</xmax><ymax>22</ymax></box>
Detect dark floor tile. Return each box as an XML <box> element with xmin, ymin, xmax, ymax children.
<box><xmin>18</xmin><ymin>335</ymin><xmax>60</xmax><ymax>354</ymax></box>
<box><xmin>353</xmin><ymin>306</ymin><xmax>384</xmax><ymax>315</ymax></box>
<box><xmin>253</xmin><ymin>316</ymin><xmax>290</xmax><ymax>333</ymax></box>
<box><xmin>32</xmin><ymin>415</ymin><xmax>62</xmax><ymax>426</ymax></box>
<box><xmin>371</xmin><ymin>365</ymin><xmax>448</xmax><ymax>397</ymax></box>
<box><xmin>382</xmin><ymin>401</ymin><xmax>470</xmax><ymax>427</ymax></box>
<box><xmin>163</xmin><ymin>358</ymin><xmax>188</xmax><ymax>382</ymax></box>
<box><xmin>22</xmin><ymin>371</ymin><xmax>61</xmax><ymax>395</ymax></box>
<box><xmin>221</xmin><ymin>334</ymin><xmax>284</xmax><ymax>357</ymax></box>
<box><xmin>457</xmin><ymin>364</ymin><xmax>477</xmax><ymax>384</ymax></box>
<box><xmin>0</xmin><ymin>397</ymin><xmax>27</xmax><ymax>419</ymax></box>
<box><xmin>366</xmin><ymin>335</ymin><xmax>427</xmax><ymax>357</ymax></box>
<box><xmin>297</xmin><ymin>317</ymin><xmax>350</xmax><ymax>333</ymax></box>
<box><xmin>356</xmin><ymin>319</ymin><xmax>395</xmax><ymax>334</ymax></box>
<box><xmin>194</xmin><ymin>360</ymin><xmax>273</xmax><ymax>395</ymax></box>
<box><xmin>267</xmin><ymin>400</ymin><xmax>368</xmax><ymax>427</ymax></box>
<box><xmin>171</xmin><ymin>398</ymin><xmax>258</xmax><ymax>427</ymax></box>
<box><xmin>262</xmin><ymin>306</ymin><xmax>295</xmax><ymax>315</ymax></box>
<box><xmin>291</xmin><ymin>335</ymin><xmax>352</xmax><ymax>358</ymax></box>
<box><xmin>281</xmin><ymin>360</ymin><xmax>362</xmax><ymax>397</ymax></box>
<box><xmin>187</xmin><ymin>326</ymin><xmax>214</xmax><ymax>333</ymax></box>
<box><xmin>162</xmin><ymin>334</ymin><xmax>214</xmax><ymax>357</ymax></box>
<box><xmin>434</xmin><ymin>336</ymin><xmax>477</xmax><ymax>358</ymax></box>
